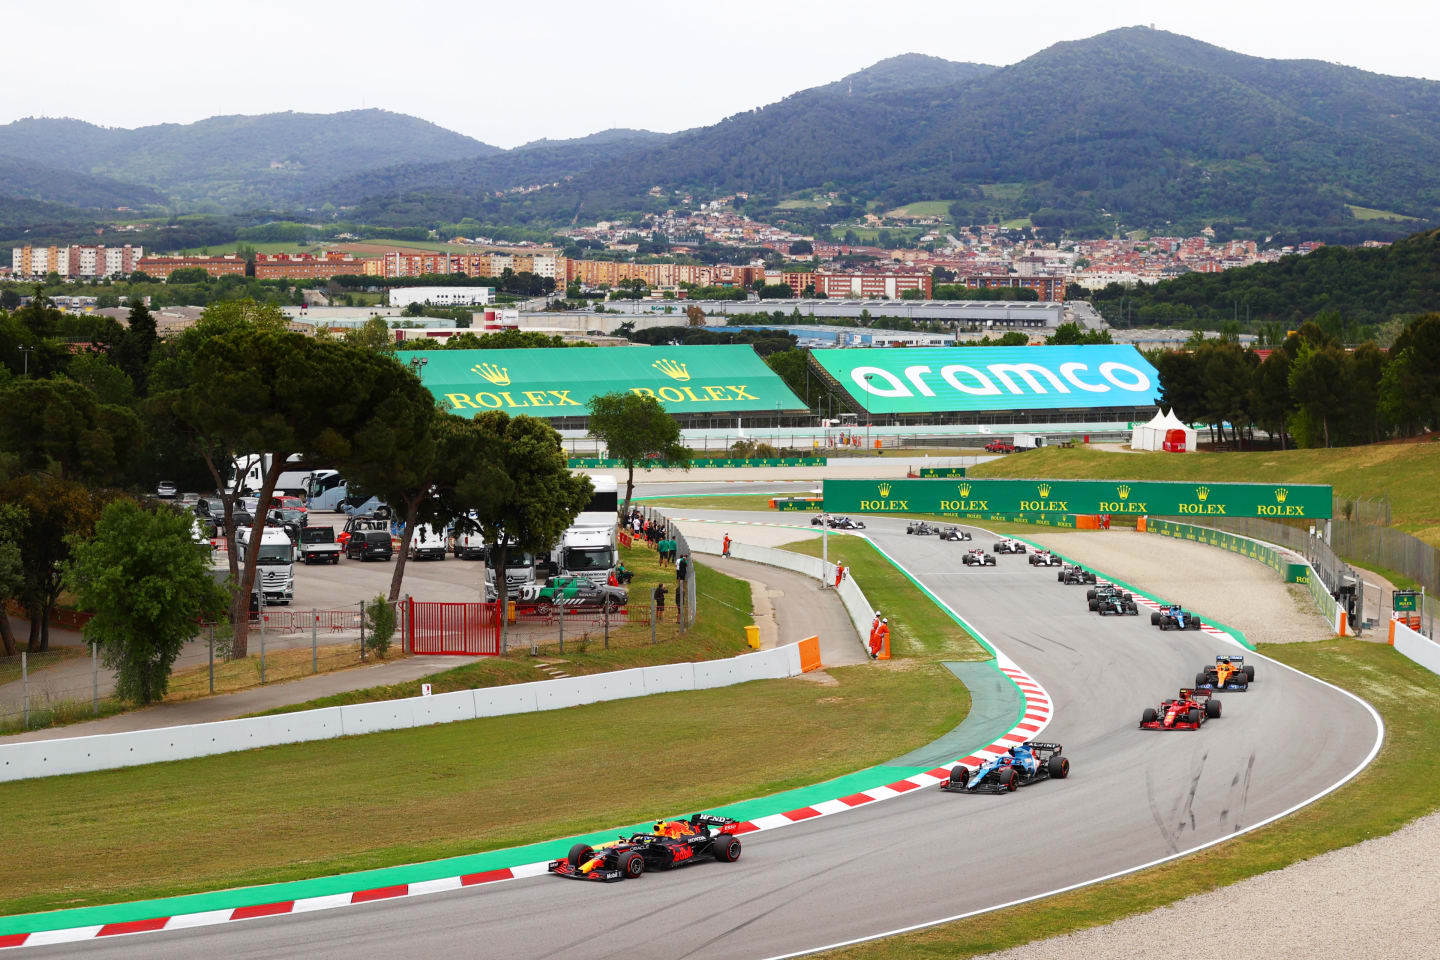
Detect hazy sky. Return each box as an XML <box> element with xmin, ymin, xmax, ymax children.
<box><xmin>6</xmin><ymin>0</ymin><xmax>1438</xmax><ymax>149</ymax></box>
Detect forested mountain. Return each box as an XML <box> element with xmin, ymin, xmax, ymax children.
<box><xmin>318</xmin><ymin>128</ymin><xmax>672</xmax><ymax>216</ymax></box>
<box><xmin>1088</xmin><ymin>228</ymin><xmax>1440</xmax><ymax>334</ymax></box>
<box><xmin>341</xmin><ymin>29</ymin><xmax>1440</xmax><ymax>237</ymax></box>
<box><xmin>0</xmin><ymin>111</ymin><xmax>496</xmax><ymax>209</ymax></box>
<box><xmin>0</xmin><ymin>154</ymin><xmax>165</xmax><ymax>209</ymax></box>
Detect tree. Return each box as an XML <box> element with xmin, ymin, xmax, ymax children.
<box><xmin>0</xmin><ymin>504</ymin><xmax>25</xmax><ymax>657</ymax></box>
<box><xmin>0</xmin><ymin>289</ymin><xmax>19</xmax><ymax>311</ymax></box>
<box><xmin>111</xmin><ymin>298</ymin><xmax>157</xmax><ymax>395</ymax></box>
<box><xmin>65</xmin><ymin>500</ymin><xmax>228</xmax><ymax>704</ymax></box>
<box><xmin>586</xmin><ymin>392</ymin><xmax>690</xmax><ymax>514</ymax></box>
<box><xmin>1288</xmin><ymin>343</ymin><xmax>1353</xmax><ymax>447</ymax></box>
<box><xmin>684</xmin><ymin>305</ymin><xmax>706</xmax><ymax>327</ymax></box>
<box><xmin>167</xmin><ymin>267</ymin><xmax>209</xmax><ymax>285</ymax></box>
<box><xmin>1046</xmin><ymin>322</ymin><xmax>1113</xmax><ymax>345</ymax></box>
<box><xmin>173</xmin><ymin>325</ymin><xmax>435</xmax><ymax>655</ymax></box>
<box><xmin>1</xmin><ymin>474</ymin><xmax>106</xmax><ymax>652</ymax></box>
<box><xmin>66</xmin><ymin>353</ymin><xmax>135</xmax><ymax>407</ymax></box>
<box><xmin>451</xmin><ymin>412</ymin><xmax>591</xmax><ymax>652</ymax></box>
<box><xmin>0</xmin><ymin>378</ymin><xmax>140</xmax><ymax>483</ymax></box>
<box><xmin>342</xmin><ymin>316</ymin><xmax>395</xmax><ymax>353</ymax></box>
<box><xmin>1251</xmin><ymin>349</ymin><xmax>1293</xmax><ymax>448</ymax></box>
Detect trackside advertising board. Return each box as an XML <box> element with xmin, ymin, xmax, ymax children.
<box><xmin>810</xmin><ymin>345</ymin><xmax>1161</xmax><ymax>414</ymax></box>
<box><xmin>1147</xmin><ymin>519</ymin><xmax>1310</xmax><ymax>583</ymax></box>
<box><xmin>823</xmin><ymin>479</ymin><xmax>1333</xmax><ymax>519</ymax></box>
<box><xmin>399</xmin><ymin>345</ymin><xmax>807</xmax><ymax>417</ymax></box>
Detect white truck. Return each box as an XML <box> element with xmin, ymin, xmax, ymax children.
<box><xmin>576</xmin><ymin>474</ymin><xmax>619</xmax><ymax>529</ymax></box>
<box><xmin>234</xmin><ymin>525</ymin><xmax>295</xmax><ymax>605</ymax></box>
<box><xmin>408</xmin><ymin>523</ymin><xmax>448</xmax><ymax>561</ymax></box>
<box><xmin>482</xmin><ymin>544</ymin><xmax>538</xmax><ymax>601</ymax></box>
<box><xmin>1012</xmin><ymin>433</ymin><xmax>1047</xmax><ymax>451</ymax></box>
<box><xmin>556</xmin><ymin>526</ymin><xmax>617</xmax><ymax>585</ymax></box>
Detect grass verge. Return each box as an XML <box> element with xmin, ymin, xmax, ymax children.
<box><xmin>644</xmin><ymin>493</ymin><xmax>814</xmax><ymax>512</ymax></box>
<box><xmin>0</xmin><ymin>657</ymin><xmax>964</xmax><ymax>919</ymax></box>
<box><xmin>828</xmin><ymin>636</ymin><xmax>1435</xmax><ymax>958</ymax></box>
<box><xmin>0</xmin><ymin>645</ymin><xmax>87</xmax><ymax>686</ymax></box>
<box><xmin>781</xmin><ymin>536</ymin><xmax>988</xmax><ymax>661</ymax></box>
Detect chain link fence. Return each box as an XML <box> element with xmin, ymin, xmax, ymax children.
<box><xmin>0</xmin><ymin>601</ymin><xmax>406</xmax><ymax>734</ymax></box>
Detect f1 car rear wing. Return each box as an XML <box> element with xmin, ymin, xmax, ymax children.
<box><xmin>689</xmin><ymin>813</ymin><xmax>738</xmax><ymax>827</ymax></box>
<box><xmin>1022</xmin><ymin>741</ymin><xmax>1063</xmax><ymax>757</ymax></box>
<box><xmin>1178</xmin><ymin>687</ymin><xmax>1214</xmax><ymax>700</ymax></box>
<box><xmin>1215</xmin><ymin>655</ymin><xmax>1245</xmax><ymax>664</ymax></box>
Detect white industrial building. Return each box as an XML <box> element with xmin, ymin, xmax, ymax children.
<box><xmin>390</xmin><ymin>286</ymin><xmax>494</xmax><ymax>309</ymax></box>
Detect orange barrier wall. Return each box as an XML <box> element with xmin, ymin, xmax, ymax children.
<box><xmin>797</xmin><ymin>635</ymin><xmax>822</xmax><ymax>673</ymax></box>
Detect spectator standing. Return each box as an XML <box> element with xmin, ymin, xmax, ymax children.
<box><xmin>676</xmin><ymin>553</ymin><xmax>689</xmax><ymax>584</ymax></box>
<box><xmin>653</xmin><ymin>582</ymin><xmax>667</xmax><ymax>614</ymax></box>
<box><xmin>722</xmin><ymin>533</ymin><xmax>732</xmax><ymax>557</ymax></box>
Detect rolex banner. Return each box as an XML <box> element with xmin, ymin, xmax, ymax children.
<box><xmin>822</xmin><ymin>478</ymin><xmax>1333</xmax><ymax>519</ymax></box>
<box><xmin>398</xmin><ymin>345</ymin><xmax>808</xmax><ymax>417</ymax></box>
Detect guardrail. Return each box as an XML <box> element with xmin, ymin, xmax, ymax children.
<box><xmin>0</xmin><ymin>646</ymin><xmax>804</xmax><ymax>784</ymax></box>
<box><xmin>1390</xmin><ymin>616</ymin><xmax>1440</xmax><ymax>676</ymax></box>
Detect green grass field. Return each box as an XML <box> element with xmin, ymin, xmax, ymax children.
<box><xmin>972</xmin><ymin>444</ymin><xmax>1440</xmax><ymax>546</ymax></box>
<box><xmin>1000</xmin><ymin>217</ymin><xmax>1033</xmax><ymax>229</ymax></box>
<box><xmin>1346</xmin><ymin>204</ymin><xmax>1420</xmax><ymax>222</ymax></box>
<box><xmin>833</xmin><ymin>637</ymin><xmax>1436</xmax><ymax>958</ymax></box>
<box><xmin>884</xmin><ymin>200</ymin><xmax>954</xmax><ymax>218</ymax></box>
<box><xmin>777</xmin><ymin>198</ymin><xmax>832</xmax><ymax>210</ymax></box>
<box><xmin>978</xmin><ymin>182</ymin><xmax>1026</xmax><ymax>201</ymax></box>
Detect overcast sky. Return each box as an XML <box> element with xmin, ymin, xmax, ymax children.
<box><xmin>6</xmin><ymin>0</ymin><xmax>1438</xmax><ymax>149</ymax></box>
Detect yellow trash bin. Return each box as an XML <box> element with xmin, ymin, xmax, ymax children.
<box><xmin>507</xmin><ymin>601</ymin><xmax>517</xmax><ymax>623</ymax></box>
<box><xmin>744</xmin><ymin>625</ymin><xmax>760</xmax><ymax>649</ymax></box>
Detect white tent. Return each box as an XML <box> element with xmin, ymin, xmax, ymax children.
<box><xmin>1129</xmin><ymin>409</ymin><xmax>1167</xmax><ymax>451</ymax></box>
<box><xmin>1160</xmin><ymin>409</ymin><xmax>1197</xmax><ymax>453</ymax></box>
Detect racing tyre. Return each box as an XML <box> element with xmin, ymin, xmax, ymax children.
<box><xmin>999</xmin><ymin>767</ymin><xmax>1018</xmax><ymax>792</ymax></box>
<box><xmin>1047</xmin><ymin>755</ymin><xmax>1070</xmax><ymax>779</ymax></box>
<box><xmin>1088</xmin><ymin>599</ymin><xmax>1099</xmax><ymax>611</ymax></box>
<box><xmin>1086</xmin><ymin>589</ymin><xmax>1098</xmax><ymax>601</ymax></box>
<box><xmin>620</xmin><ymin>851</ymin><xmax>645</xmax><ymax>879</ymax></box>
<box><xmin>1151</xmin><ymin>611</ymin><xmax>1162</xmax><ymax>625</ymax></box>
<box><xmin>1142</xmin><ymin>707</ymin><xmax>1157</xmax><ymax>724</ymax></box>
<box><xmin>1160</xmin><ymin>620</ymin><xmax>1171</xmax><ymax>631</ymax></box>
<box><xmin>1205</xmin><ymin>698</ymin><xmax>1222</xmax><ymax>719</ymax></box>
<box><xmin>949</xmin><ymin>765</ymin><xmax>969</xmax><ymax>788</ymax></box>
<box><xmin>1126</xmin><ymin>603</ymin><xmax>1138</xmax><ymax>615</ymax></box>
<box><xmin>1244</xmin><ymin>665</ymin><xmax>1256</xmax><ymax>682</ymax></box>
<box><xmin>568</xmin><ymin>843</ymin><xmax>594</xmax><ymax>868</ymax></box>
<box><xmin>1057</xmin><ymin>571</ymin><xmax>1065</xmax><ymax>582</ymax></box>
<box><xmin>1188</xmin><ymin>709</ymin><xmax>1202</xmax><ymax>726</ymax></box>
<box><xmin>1188</xmin><ymin>619</ymin><xmax>1202</xmax><ymax>630</ymax></box>
<box><xmin>1196</xmin><ymin>672</ymin><xmax>1208</xmax><ymax>688</ymax></box>
<box><xmin>714</xmin><ymin>836</ymin><xmax>742</xmax><ymax>863</ymax></box>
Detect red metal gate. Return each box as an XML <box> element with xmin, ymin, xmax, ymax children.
<box><xmin>408</xmin><ymin>600</ymin><xmax>501</xmax><ymax>655</ymax></box>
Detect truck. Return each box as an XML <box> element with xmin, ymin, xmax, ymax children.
<box><xmin>485</xmin><ymin>542</ymin><xmax>536</xmax><ymax>592</ymax></box>
<box><xmin>556</xmin><ymin>526</ymin><xmax>617</xmax><ymax>585</ymax></box>
<box><xmin>576</xmin><ymin>475</ymin><xmax>619</xmax><ymax>529</ymax></box>
<box><xmin>1012</xmin><ymin>433</ymin><xmax>1047</xmax><ymax>451</ymax></box>
<box><xmin>232</xmin><ymin>455</ymin><xmax>336</xmax><ymax>499</ymax></box>
<box><xmin>408</xmin><ymin>523</ymin><xmax>448</xmax><ymax>561</ymax></box>
<box><xmin>234</xmin><ymin>525</ymin><xmax>295</xmax><ymax>605</ymax></box>
<box><xmin>298</xmin><ymin>526</ymin><xmax>341</xmax><ymax>565</ymax></box>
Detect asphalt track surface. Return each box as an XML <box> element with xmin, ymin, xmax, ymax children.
<box><xmin>34</xmin><ymin>516</ymin><xmax>1379</xmax><ymax>960</ymax></box>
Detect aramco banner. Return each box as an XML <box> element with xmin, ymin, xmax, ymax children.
<box><xmin>810</xmin><ymin>345</ymin><xmax>1162</xmax><ymax>414</ymax></box>
<box><xmin>823</xmin><ymin>478</ymin><xmax>1333</xmax><ymax>519</ymax></box>
<box><xmin>398</xmin><ymin>344</ymin><xmax>808</xmax><ymax>417</ymax></box>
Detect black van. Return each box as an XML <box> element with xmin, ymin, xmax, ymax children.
<box><xmin>346</xmin><ymin>530</ymin><xmax>393</xmax><ymax>561</ymax></box>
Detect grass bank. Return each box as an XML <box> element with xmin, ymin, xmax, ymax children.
<box><xmin>971</xmin><ymin>444</ymin><xmax>1440</xmax><ymax>545</ymax></box>
<box><xmin>829</xmin><ymin>636</ymin><xmax>1435</xmax><ymax>958</ymax></box>
<box><xmin>781</xmin><ymin>537</ymin><xmax>989</xmax><ymax>662</ymax></box>
<box><xmin>644</xmin><ymin>493</ymin><xmax>812</xmax><ymax>512</ymax></box>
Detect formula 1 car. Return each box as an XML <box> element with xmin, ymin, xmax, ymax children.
<box><xmin>1086</xmin><ymin>583</ymin><xmax>1130</xmax><ymax>602</ymax></box>
<box><xmin>1093</xmin><ymin>593</ymin><xmax>1139</xmax><ymax>616</ymax></box>
<box><xmin>962</xmin><ymin>548</ymin><xmax>997</xmax><ymax>566</ymax></box>
<box><xmin>1196</xmin><ymin>655</ymin><xmax>1255</xmax><ymax>691</ymax></box>
<box><xmin>938</xmin><ymin>526</ymin><xmax>973</xmax><ymax>542</ymax></box>
<box><xmin>993</xmin><ymin>538</ymin><xmax>1028</xmax><ymax>554</ymax></box>
<box><xmin>829</xmin><ymin>516</ymin><xmax>866</xmax><ymax>530</ymax></box>
<box><xmin>906</xmin><ymin>521</ymin><xmax>940</xmax><ymax>536</ymax></box>
<box><xmin>547</xmin><ymin>814</ymin><xmax>743</xmax><ymax>882</ymax></box>
<box><xmin>1151</xmin><ymin>605</ymin><xmax>1203</xmax><ymax>631</ymax></box>
<box><xmin>1029</xmin><ymin>550</ymin><xmax>1064</xmax><ymax>566</ymax></box>
<box><xmin>941</xmin><ymin>742</ymin><xmax>1070</xmax><ymax>794</ymax></box>
<box><xmin>517</xmin><ymin>576</ymin><xmax>628</xmax><ymax>613</ymax></box>
<box><xmin>1058</xmin><ymin>564</ymin><xmax>1097</xmax><ymax>585</ymax></box>
<box><xmin>1140</xmin><ymin>688</ymin><xmax>1221</xmax><ymax>730</ymax></box>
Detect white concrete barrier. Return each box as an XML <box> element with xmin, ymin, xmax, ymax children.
<box><xmin>412</xmin><ymin>689</ymin><xmax>477</xmax><ymax>728</ymax></box>
<box><xmin>1392</xmin><ymin>618</ymin><xmax>1440</xmax><ymax>676</ymax></box>
<box><xmin>640</xmin><ymin>662</ymin><xmax>695</xmax><ymax>695</ymax></box>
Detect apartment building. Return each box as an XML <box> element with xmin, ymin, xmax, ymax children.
<box><xmin>810</xmin><ymin>271</ymin><xmax>933</xmax><ymax>299</ymax></box>
<box><xmin>10</xmin><ymin>244</ymin><xmax>144</xmax><ymax>279</ymax></box>
<box><xmin>252</xmin><ymin>252</ymin><xmax>374</xmax><ymax>279</ymax></box>
<box><xmin>952</xmin><ymin>274</ymin><xmax>1066</xmax><ymax>302</ymax></box>
<box><xmin>378</xmin><ymin>249</ymin><xmax>565</xmax><ymax>280</ymax></box>
<box><xmin>135</xmin><ymin>255</ymin><xmax>248</xmax><ymax>279</ymax></box>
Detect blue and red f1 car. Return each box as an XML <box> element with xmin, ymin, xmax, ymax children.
<box><xmin>547</xmin><ymin>814</ymin><xmax>743</xmax><ymax>882</ymax></box>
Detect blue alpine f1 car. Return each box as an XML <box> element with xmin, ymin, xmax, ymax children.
<box><xmin>940</xmin><ymin>741</ymin><xmax>1070</xmax><ymax>794</ymax></box>
<box><xmin>1151</xmin><ymin>604</ymin><xmax>1203</xmax><ymax>630</ymax></box>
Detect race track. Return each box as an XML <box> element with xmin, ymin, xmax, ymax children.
<box><xmin>29</xmin><ymin>517</ymin><xmax>1379</xmax><ymax>959</ymax></box>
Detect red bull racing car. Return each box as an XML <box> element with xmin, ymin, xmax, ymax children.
<box><xmin>941</xmin><ymin>742</ymin><xmax>1070</xmax><ymax>794</ymax></box>
<box><xmin>548</xmin><ymin>814</ymin><xmax>743</xmax><ymax>882</ymax></box>
<box><xmin>1140</xmin><ymin>688</ymin><xmax>1221</xmax><ymax>730</ymax></box>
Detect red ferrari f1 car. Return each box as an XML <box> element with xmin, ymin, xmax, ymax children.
<box><xmin>1139</xmin><ymin>688</ymin><xmax>1221</xmax><ymax>730</ymax></box>
<box><xmin>548</xmin><ymin>814</ymin><xmax>743</xmax><ymax>882</ymax></box>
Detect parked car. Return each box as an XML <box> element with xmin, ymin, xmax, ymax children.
<box><xmin>298</xmin><ymin>526</ymin><xmax>342</xmax><ymax>565</ymax></box>
<box><xmin>156</xmin><ymin>481</ymin><xmax>178</xmax><ymax>498</ymax></box>
<box><xmin>345</xmin><ymin>530</ymin><xmax>393</xmax><ymax>562</ymax></box>
<box><xmin>984</xmin><ymin>442</ymin><xmax>1016</xmax><ymax>454</ymax></box>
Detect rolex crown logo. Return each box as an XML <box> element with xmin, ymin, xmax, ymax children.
<box><xmin>652</xmin><ymin>358</ymin><xmax>691</xmax><ymax>381</ymax></box>
<box><xmin>1196</xmin><ymin>486</ymin><xmax>1210</xmax><ymax>502</ymax></box>
<box><xmin>877</xmin><ymin>483</ymin><xmax>891</xmax><ymax>498</ymax></box>
<box><xmin>1037</xmin><ymin>483</ymin><xmax>1051</xmax><ymax>498</ymax></box>
<box><xmin>1117</xmin><ymin>484</ymin><xmax>1131</xmax><ymax>500</ymax></box>
<box><xmin>473</xmin><ymin>363</ymin><xmax>510</xmax><ymax>386</ymax></box>
<box><xmin>1275</xmin><ymin>487</ymin><xmax>1288</xmax><ymax>503</ymax></box>
<box><xmin>957</xmin><ymin>483</ymin><xmax>971</xmax><ymax>497</ymax></box>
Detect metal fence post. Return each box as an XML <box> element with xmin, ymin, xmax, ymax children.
<box><xmin>558</xmin><ymin>604</ymin><xmax>564</xmax><ymax>655</ymax></box>
<box><xmin>360</xmin><ymin>600</ymin><xmax>367</xmax><ymax>662</ymax></box>
<box><xmin>21</xmin><ymin>652</ymin><xmax>28</xmax><ymax>729</ymax></box>
<box><xmin>260</xmin><ymin>617</ymin><xmax>266</xmax><ymax>684</ymax></box>
<box><xmin>92</xmin><ymin>642</ymin><xmax>99</xmax><ymax>714</ymax></box>
<box><xmin>312</xmin><ymin>610</ymin><xmax>318</xmax><ymax>673</ymax></box>
<box><xmin>651</xmin><ymin>597</ymin><xmax>658</xmax><ymax>645</ymax></box>
<box><xmin>208</xmin><ymin>624</ymin><xmax>214</xmax><ymax>694</ymax></box>
<box><xmin>603</xmin><ymin>602</ymin><xmax>610</xmax><ymax>650</ymax></box>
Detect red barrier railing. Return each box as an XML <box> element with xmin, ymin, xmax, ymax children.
<box><xmin>409</xmin><ymin>600</ymin><xmax>501</xmax><ymax>655</ymax></box>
